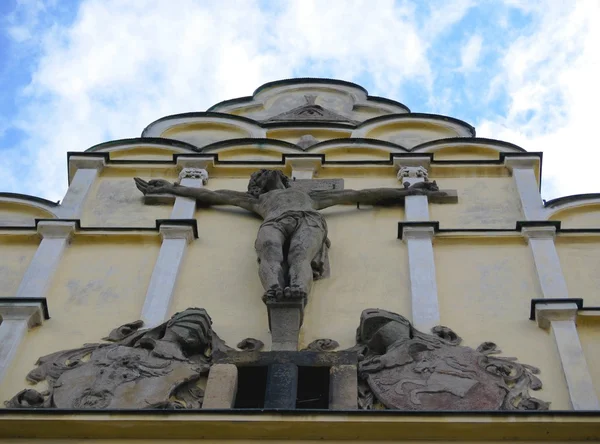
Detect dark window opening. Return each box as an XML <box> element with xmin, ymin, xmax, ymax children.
<box><xmin>234</xmin><ymin>366</ymin><xmax>268</xmax><ymax>408</ymax></box>
<box><xmin>296</xmin><ymin>366</ymin><xmax>330</xmax><ymax>409</ymax></box>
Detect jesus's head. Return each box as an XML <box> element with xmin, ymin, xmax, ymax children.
<box><xmin>247</xmin><ymin>169</ymin><xmax>291</xmax><ymax>197</ymax></box>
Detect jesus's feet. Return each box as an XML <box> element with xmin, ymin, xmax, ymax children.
<box><xmin>283</xmin><ymin>286</ymin><xmax>307</xmax><ymax>301</ymax></box>
<box><xmin>262</xmin><ymin>285</ymin><xmax>283</xmax><ymax>303</ymax></box>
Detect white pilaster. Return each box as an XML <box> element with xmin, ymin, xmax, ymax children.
<box><xmin>0</xmin><ymin>302</ymin><xmax>45</xmax><ymax>383</ymax></box>
<box><xmin>505</xmin><ymin>156</ymin><xmax>544</xmax><ymax>220</ymax></box>
<box><xmin>524</xmin><ymin>225</ymin><xmax>599</xmax><ymax>410</ymax></box>
<box><xmin>15</xmin><ymin>221</ymin><xmax>76</xmax><ymax>300</ymax></box>
<box><xmin>396</xmin><ymin>159</ymin><xmax>440</xmax><ymax>332</ymax></box>
<box><xmin>140</xmin><ymin>224</ymin><xmax>195</xmax><ymax>327</ymax></box>
<box><xmin>59</xmin><ymin>156</ymin><xmax>105</xmax><ymax>218</ymax></box>
<box><xmin>536</xmin><ymin>303</ymin><xmax>600</xmax><ymax>410</ymax></box>
<box><xmin>522</xmin><ymin>226</ymin><xmax>570</xmax><ymax>300</ymax></box>
<box><xmin>403</xmin><ymin>226</ymin><xmax>440</xmax><ymax>332</ymax></box>
<box><xmin>139</xmin><ymin>163</ymin><xmax>207</xmax><ymax>327</ymax></box>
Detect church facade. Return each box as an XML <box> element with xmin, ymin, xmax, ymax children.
<box><xmin>0</xmin><ymin>78</ymin><xmax>599</xmax><ymax>441</ymax></box>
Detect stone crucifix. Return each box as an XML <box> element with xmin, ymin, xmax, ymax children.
<box><xmin>134</xmin><ymin>169</ymin><xmax>453</xmax><ymax>306</ymax></box>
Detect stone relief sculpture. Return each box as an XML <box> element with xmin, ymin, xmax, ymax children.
<box><xmin>353</xmin><ymin>309</ymin><xmax>549</xmax><ymax>411</ymax></box>
<box><xmin>5</xmin><ymin>308</ymin><xmax>250</xmax><ymax>409</ymax></box>
<box><xmin>134</xmin><ymin>170</ymin><xmax>446</xmax><ymax>305</ymax></box>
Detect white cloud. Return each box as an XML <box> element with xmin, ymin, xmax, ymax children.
<box><xmin>478</xmin><ymin>0</ymin><xmax>600</xmax><ymax>199</ymax></box>
<box><xmin>458</xmin><ymin>34</ymin><xmax>482</xmax><ymax>73</ymax></box>
<box><xmin>2</xmin><ymin>0</ymin><xmax>476</xmax><ymax>201</ymax></box>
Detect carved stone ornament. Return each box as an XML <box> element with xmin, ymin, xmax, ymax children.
<box><xmin>397</xmin><ymin>165</ymin><xmax>428</xmax><ymax>180</ymax></box>
<box><xmin>178</xmin><ymin>168</ymin><xmax>209</xmax><ymax>184</ymax></box>
<box><xmin>4</xmin><ymin>308</ymin><xmax>258</xmax><ymax>410</ymax></box>
<box><xmin>353</xmin><ymin>309</ymin><xmax>549</xmax><ymax>411</ymax></box>
<box><xmin>264</xmin><ymin>95</ymin><xmax>358</xmax><ymax>124</ymax></box>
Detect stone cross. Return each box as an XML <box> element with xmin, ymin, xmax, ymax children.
<box><xmin>136</xmin><ymin>169</ymin><xmax>458</xmax><ymax>352</ymax></box>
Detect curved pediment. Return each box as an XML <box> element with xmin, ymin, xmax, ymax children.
<box><xmin>206</xmin><ymin>78</ymin><xmax>409</xmax><ymax>124</ymax></box>
<box><xmin>86</xmin><ymin>138</ymin><xmax>198</xmax><ymax>160</ymax></box>
<box><xmin>141</xmin><ymin>112</ymin><xmax>265</xmax><ymax>149</ymax></box>
<box><xmin>200</xmin><ymin>138</ymin><xmax>301</xmax><ymax>161</ymax></box>
<box><xmin>412</xmin><ymin>138</ymin><xmax>526</xmax><ymax>160</ymax></box>
<box><xmin>546</xmin><ymin>194</ymin><xmax>600</xmax><ymax>227</ymax></box>
<box><xmin>353</xmin><ymin>114</ymin><xmax>475</xmax><ymax>148</ymax></box>
<box><xmin>308</xmin><ymin>138</ymin><xmax>408</xmax><ymax>160</ymax></box>
<box><xmin>0</xmin><ymin>193</ymin><xmax>57</xmax><ymax>227</ymax></box>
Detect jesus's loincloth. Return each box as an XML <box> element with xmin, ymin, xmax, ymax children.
<box><xmin>258</xmin><ymin>211</ymin><xmax>331</xmax><ymax>279</ymax></box>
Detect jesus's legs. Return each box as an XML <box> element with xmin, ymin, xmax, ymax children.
<box><xmin>255</xmin><ymin>226</ymin><xmax>286</xmax><ymax>301</ymax></box>
<box><xmin>286</xmin><ymin>225</ymin><xmax>325</xmax><ymax>301</ymax></box>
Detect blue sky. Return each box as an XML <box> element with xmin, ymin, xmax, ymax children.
<box><xmin>1</xmin><ymin>0</ymin><xmax>599</xmax><ymax>201</ymax></box>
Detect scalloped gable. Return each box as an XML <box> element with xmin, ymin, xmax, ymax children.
<box><xmin>207</xmin><ymin>78</ymin><xmax>410</xmax><ymax>123</ymax></box>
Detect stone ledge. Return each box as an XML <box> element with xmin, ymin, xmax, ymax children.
<box><xmin>0</xmin><ymin>412</ymin><xmax>599</xmax><ymax>440</ymax></box>
<box><xmin>398</xmin><ymin>221</ymin><xmax>439</xmax><ymax>240</ymax></box>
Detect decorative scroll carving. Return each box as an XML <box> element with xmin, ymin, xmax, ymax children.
<box><xmin>397</xmin><ymin>165</ymin><xmax>428</xmax><ymax>180</ymax></box>
<box><xmin>5</xmin><ymin>308</ymin><xmax>229</xmax><ymax>409</ymax></box>
<box><xmin>354</xmin><ymin>309</ymin><xmax>549</xmax><ymax>411</ymax></box>
<box><xmin>134</xmin><ymin>170</ymin><xmax>451</xmax><ymax>314</ymax></box>
<box><xmin>303</xmin><ymin>338</ymin><xmax>340</xmax><ymax>352</ymax></box>
<box><xmin>264</xmin><ymin>95</ymin><xmax>358</xmax><ymax>124</ymax></box>
<box><xmin>178</xmin><ymin>168</ymin><xmax>208</xmax><ymax>184</ymax></box>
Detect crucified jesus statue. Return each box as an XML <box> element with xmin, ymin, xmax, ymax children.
<box><xmin>134</xmin><ymin>170</ymin><xmax>445</xmax><ymax>304</ymax></box>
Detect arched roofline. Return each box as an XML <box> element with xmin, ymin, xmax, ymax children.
<box><xmin>199</xmin><ymin>138</ymin><xmax>301</xmax><ymax>153</ymax></box>
<box><xmin>86</xmin><ymin>137</ymin><xmax>200</xmax><ymax>153</ymax></box>
<box><xmin>0</xmin><ymin>192</ymin><xmax>58</xmax><ymax>216</ymax></box>
<box><xmin>252</xmin><ymin>78</ymin><xmax>369</xmax><ymax>97</ymax></box>
<box><xmin>207</xmin><ymin>77</ymin><xmax>410</xmax><ymax>114</ymax></box>
<box><xmin>262</xmin><ymin>121</ymin><xmax>357</xmax><ymax>130</ymax></box>
<box><xmin>545</xmin><ymin>194</ymin><xmax>600</xmax><ymax>220</ymax></box>
<box><xmin>411</xmin><ymin>137</ymin><xmax>526</xmax><ymax>154</ymax></box>
<box><xmin>357</xmin><ymin>113</ymin><xmax>476</xmax><ymax>136</ymax></box>
<box><xmin>308</xmin><ymin>137</ymin><xmax>409</xmax><ymax>153</ymax></box>
<box><xmin>141</xmin><ymin>112</ymin><xmax>260</xmax><ymax>137</ymax></box>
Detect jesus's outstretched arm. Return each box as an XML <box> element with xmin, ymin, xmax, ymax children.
<box><xmin>310</xmin><ymin>187</ymin><xmax>447</xmax><ymax>210</ymax></box>
<box><xmin>134</xmin><ymin>178</ymin><xmax>259</xmax><ymax>214</ymax></box>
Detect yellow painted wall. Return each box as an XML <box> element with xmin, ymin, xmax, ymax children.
<box><xmin>0</xmin><ymin>235</ymin><xmax>39</xmax><ymax>297</ymax></box>
<box><xmin>550</xmin><ymin>204</ymin><xmax>600</xmax><ymax>228</ymax></box>
<box><xmin>107</xmin><ymin>147</ymin><xmax>181</xmax><ymax>161</ymax></box>
<box><xmin>0</xmin><ymin>235</ymin><xmax>159</xmax><ymax>402</ymax></box>
<box><xmin>172</xmin><ymin>178</ymin><xmax>268</xmax><ymax>349</ymax></box>
<box><xmin>364</xmin><ymin>124</ymin><xmax>459</xmax><ymax>148</ymax></box>
<box><xmin>429</xmin><ymin>177</ymin><xmax>521</xmax><ymax>228</ymax></box>
<box><xmin>266</xmin><ymin>128</ymin><xmax>352</xmax><ymax>144</ymax></box>
<box><xmin>556</xmin><ymin>237</ymin><xmax>600</xmax><ymax>306</ymax></box>
<box><xmin>162</xmin><ymin>123</ymin><xmax>252</xmax><ymax>149</ymax></box>
<box><xmin>304</xmin><ymin>176</ymin><xmax>408</xmax><ymax>348</ymax></box>
<box><xmin>435</xmin><ymin>238</ymin><xmax>571</xmax><ymax>409</ymax></box>
<box><xmin>577</xmin><ymin>316</ymin><xmax>600</xmax><ymax>400</ymax></box>
<box><xmin>81</xmin><ymin>168</ymin><xmax>174</xmax><ymax>227</ymax></box>
<box><xmin>0</xmin><ymin>203</ymin><xmax>54</xmax><ymax>227</ymax></box>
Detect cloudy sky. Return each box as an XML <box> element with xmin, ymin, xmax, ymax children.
<box><xmin>1</xmin><ymin>0</ymin><xmax>599</xmax><ymax>202</ymax></box>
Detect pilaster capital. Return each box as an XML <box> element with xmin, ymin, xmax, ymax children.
<box><xmin>68</xmin><ymin>155</ymin><xmax>107</xmax><ymax>182</ymax></box>
<box><xmin>159</xmin><ymin>223</ymin><xmax>195</xmax><ymax>244</ymax></box>
<box><xmin>521</xmin><ymin>225</ymin><xmax>556</xmax><ymax>242</ymax></box>
<box><xmin>393</xmin><ymin>156</ymin><xmax>431</xmax><ymax>171</ymax></box>
<box><xmin>176</xmin><ymin>156</ymin><xmax>213</xmax><ymax>170</ymax></box>
<box><xmin>288</xmin><ymin>157</ymin><xmax>323</xmax><ymax>180</ymax></box>
<box><xmin>37</xmin><ymin>220</ymin><xmax>77</xmax><ymax>239</ymax></box>
<box><xmin>402</xmin><ymin>225</ymin><xmax>435</xmax><ymax>242</ymax></box>
<box><xmin>0</xmin><ymin>301</ymin><xmax>45</xmax><ymax>328</ymax></box>
<box><xmin>397</xmin><ymin>165</ymin><xmax>429</xmax><ymax>182</ymax></box>
<box><xmin>535</xmin><ymin>302</ymin><xmax>578</xmax><ymax>329</ymax></box>
<box><xmin>178</xmin><ymin>168</ymin><xmax>208</xmax><ymax>184</ymax></box>
<box><xmin>504</xmin><ymin>156</ymin><xmax>540</xmax><ymax>171</ymax></box>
